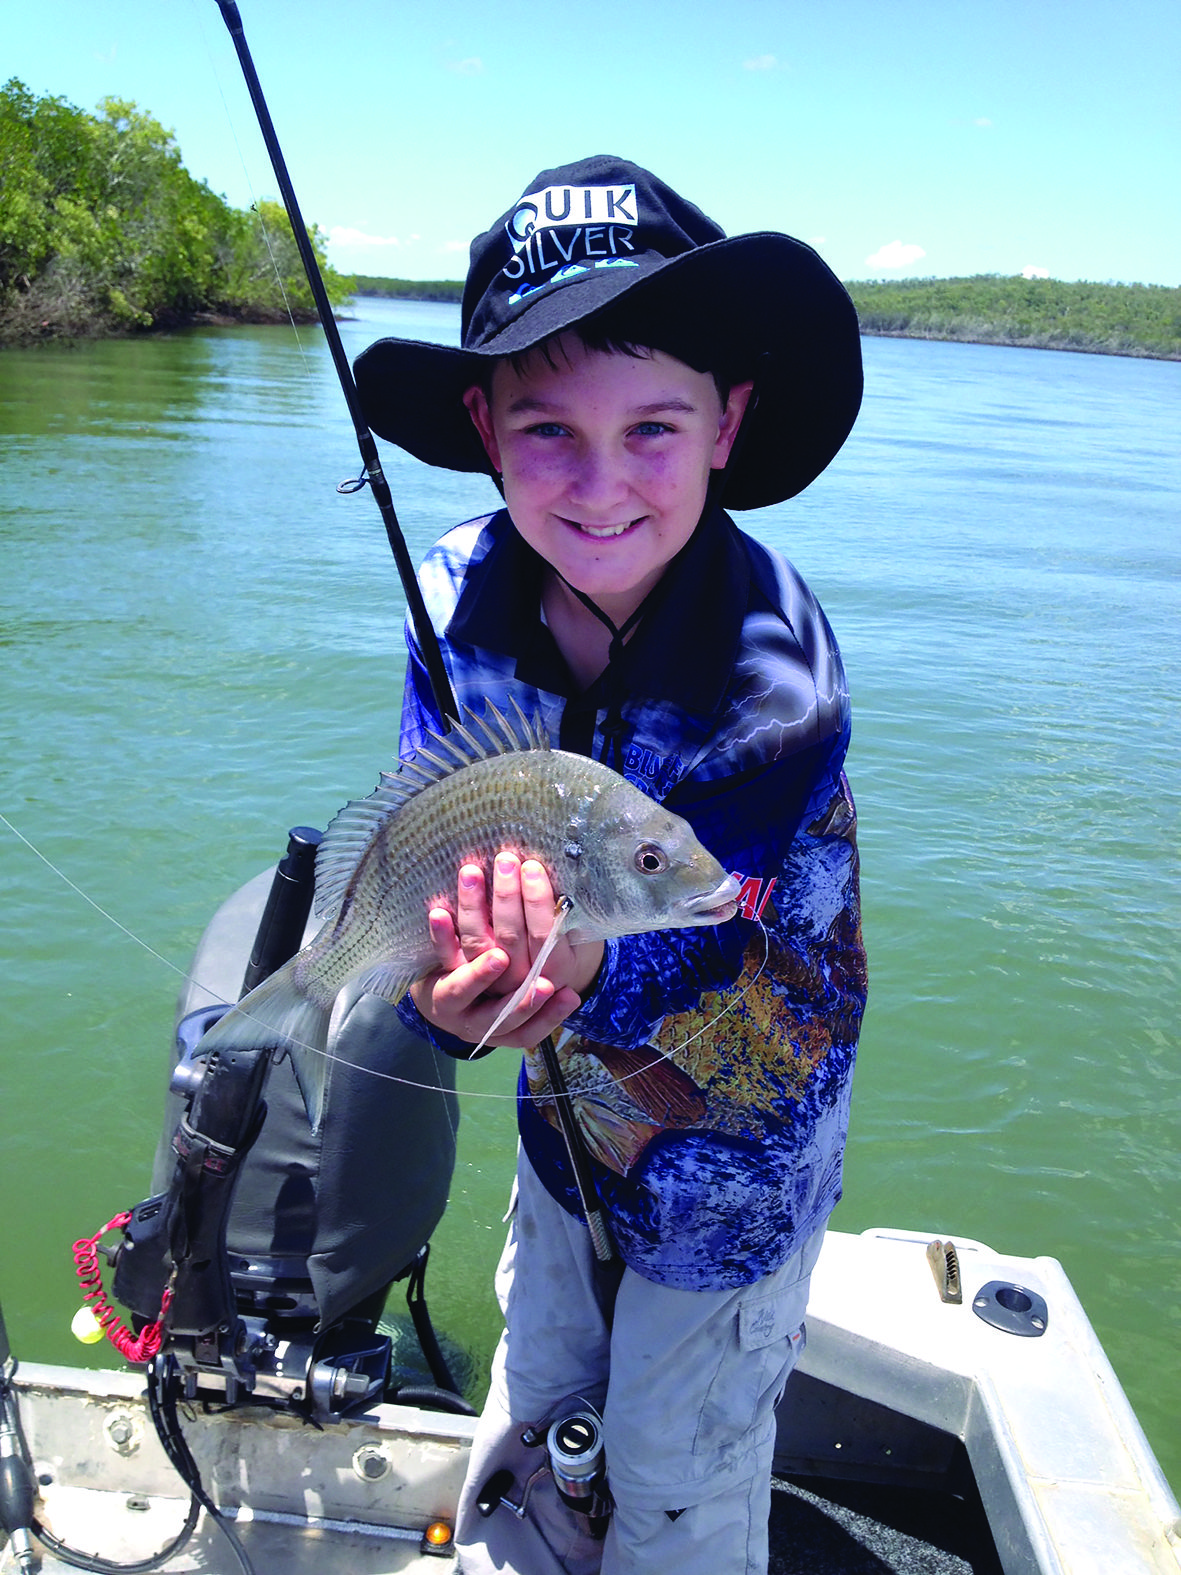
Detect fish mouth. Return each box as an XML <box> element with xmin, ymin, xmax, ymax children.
<box><xmin>681</xmin><ymin>873</ymin><xmax>741</xmax><ymax>924</ymax></box>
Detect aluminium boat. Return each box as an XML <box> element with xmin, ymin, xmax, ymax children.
<box><xmin>3</xmin><ymin>847</ymin><xmax>1178</xmax><ymax>1575</ymax></box>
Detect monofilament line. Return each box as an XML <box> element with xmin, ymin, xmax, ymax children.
<box><xmin>1</xmin><ymin>811</ymin><xmax>769</xmax><ymax>1108</ymax></box>
<box><xmin>0</xmin><ymin>811</ymin><xmax>194</xmax><ymax>984</ymax></box>
<box><xmin>0</xmin><ymin>809</ymin><xmax>512</xmax><ymax>1101</ymax></box>
<box><xmin>186</xmin><ymin>0</ymin><xmax>313</xmax><ymax>373</ymax></box>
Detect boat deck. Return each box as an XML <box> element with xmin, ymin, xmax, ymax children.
<box><xmin>3</xmin><ymin>1362</ymin><xmax>1005</xmax><ymax>1575</ymax></box>
<box><xmin>9</xmin><ymin>1470</ymin><xmax>1005</xmax><ymax>1575</ymax></box>
<box><xmin>7</xmin><ymin>1489</ymin><xmax>1004</xmax><ymax>1575</ymax></box>
<box><xmin>770</xmin><ymin>1474</ymin><xmax>1003</xmax><ymax>1575</ymax></box>
<box><xmin>6</xmin><ymin>1227</ymin><xmax>1180</xmax><ymax>1575</ymax></box>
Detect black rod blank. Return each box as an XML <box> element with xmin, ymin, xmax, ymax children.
<box><xmin>215</xmin><ymin>1</ymin><xmax>458</xmax><ymax>726</ymax></box>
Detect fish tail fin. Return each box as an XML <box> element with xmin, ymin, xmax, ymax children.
<box><xmin>198</xmin><ymin>962</ymin><xmax>333</xmax><ymax>1132</ymax></box>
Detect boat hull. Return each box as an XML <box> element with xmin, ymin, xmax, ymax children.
<box><xmin>5</xmin><ymin>1228</ymin><xmax>1178</xmax><ymax>1575</ymax></box>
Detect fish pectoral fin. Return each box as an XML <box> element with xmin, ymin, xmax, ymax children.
<box><xmin>356</xmin><ymin>960</ymin><xmax>419</xmax><ymax>1006</ymax></box>
<box><xmin>471</xmin><ymin>905</ymin><xmax>569</xmax><ymax>1056</ymax></box>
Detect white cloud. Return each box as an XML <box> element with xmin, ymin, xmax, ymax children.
<box><xmin>743</xmin><ymin>54</ymin><xmax>778</xmax><ymax>70</ymax></box>
<box><xmin>866</xmin><ymin>240</ymin><xmax>927</xmax><ymax>270</ymax></box>
<box><xmin>807</xmin><ymin>236</ymin><xmax>828</xmax><ymax>248</ymax></box>
<box><xmin>328</xmin><ymin>226</ymin><xmax>401</xmax><ymax>249</ymax></box>
<box><xmin>447</xmin><ymin>56</ymin><xmax>484</xmax><ymax>75</ymax></box>
<box><xmin>974</xmin><ymin>117</ymin><xmax>993</xmax><ymax>128</ymax></box>
<box><xmin>1022</xmin><ymin>264</ymin><xmax>1050</xmax><ymax>279</ymax></box>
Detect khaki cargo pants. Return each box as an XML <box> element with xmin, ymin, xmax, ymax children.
<box><xmin>455</xmin><ymin>1152</ymin><xmax>824</xmax><ymax>1574</ymax></box>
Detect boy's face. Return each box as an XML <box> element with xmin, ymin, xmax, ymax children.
<box><xmin>464</xmin><ymin>337</ymin><xmax>752</xmax><ymax>622</ymax></box>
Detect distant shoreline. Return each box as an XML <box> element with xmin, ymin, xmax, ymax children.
<box><xmin>856</xmin><ymin>326</ymin><xmax>1179</xmax><ymax>362</ymax></box>
<box><xmin>351</xmin><ymin>273</ymin><xmax>1180</xmax><ymax>363</ymax></box>
<box><xmin>5</xmin><ymin>281</ymin><xmax>1175</xmax><ymax>363</ymax></box>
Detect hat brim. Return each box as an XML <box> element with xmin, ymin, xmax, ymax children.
<box><xmin>353</xmin><ymin>233</ymin><xmax>862</xmax><ymax>510</ymax></box>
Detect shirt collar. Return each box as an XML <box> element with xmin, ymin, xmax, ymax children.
<box><xmin>447</xmin><ymin>506</ymin><xmax>751</xmax><ymax>716</ymax></box>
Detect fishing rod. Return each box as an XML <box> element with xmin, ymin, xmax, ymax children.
<box><xmin>214</xmin><ymin>1</ymin><xmax>623</xmax><ymax>1317</ymax></box>
<box><xmin>538</xmin><ymin>1033</ymin><xmax>623</xmax><ymax>1319</ymax></box>
<box><xmin>214</xmin><ymin>0</ymin><xmax>457</xmax><ymax>727</ymax></box>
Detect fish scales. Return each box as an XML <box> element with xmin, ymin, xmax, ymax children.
<box><xmin>295</xmin><ymin>752</ymin><xmax>593</xmax><ymax>999</ymax></box>
<box><xmin>195</xmin><ymin>704</ymin><xmax>740</xmax><ymax>1130</ymax></box>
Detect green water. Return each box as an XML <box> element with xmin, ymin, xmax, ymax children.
<box><xmin>1</xmin><ymin>303</ymin><xmax>1178</xmax><ymax>1487</ymax></box>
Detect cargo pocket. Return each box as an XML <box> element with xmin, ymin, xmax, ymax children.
<box><xmin>692</xmin><ymin>1274</ymin><xmax>810</xmax><ymax>1468</ymax></box>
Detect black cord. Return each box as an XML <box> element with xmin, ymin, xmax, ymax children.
<box><xmin>30</xmin><ymin>1358</ymin><xmax>256</xmax><ymax>1575</ymax></box>
<box><xmin>31</xmin><ymin>1500</ymin><xmax>200</xmax><ymax>1575</ymax></box>
<box><xmin>145</xmin><ymin>1357</ymin><xmax>255</xmax><ymax>1575</ymax></box>
<box><xmin>2</xmin><ymin>1350</ymin><xmax>196</xmax><ymax>1575</ymax></box>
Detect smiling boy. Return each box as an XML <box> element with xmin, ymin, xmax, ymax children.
<box><xmin>355</xmin><ymin>156</ymin><xmax>866</xmax><ymax>1575</ymax></box>
<box><xmin>465</xmin><ymin>339</ymin><xmax>752</xmax><ymax>642</ymax></box>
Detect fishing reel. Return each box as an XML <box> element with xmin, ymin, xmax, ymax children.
<box><xmin>477</xmin><ymin>1402</ymin><xmax>612</xmax><ymax>1540</ymax></box>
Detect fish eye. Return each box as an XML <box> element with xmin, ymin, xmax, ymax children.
<box><xmin>635</xmin><ymin>843</ymin><xmax>669</xmax><ymax>875</ymax></box>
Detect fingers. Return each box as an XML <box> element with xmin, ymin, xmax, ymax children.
<box><xmin>461</xmin><ymin>979</ymin><xmax>581</xmax><ymax>1050</ymax></box>
<box><xmin>490</xmin><ymin>852</ymin><xmax>528</xmax><ymax>966</ymax></box>
<box><xmin>454</xmin><ymin>855</ymin><xmax>535</xmax><ymax>975</ymax></box>
<box><xmin>510</xmin><ymin>985</ymin><xmax>584</xmax><ymax>1048</ymax></box>
<box><xmin>411</xmin><ymin>959</ymin><xmax>579</xmax><ymax>1049</ymax></box>
<box><xmin>455</xmin><ymin>864</ymin><xmax>493</xmax><ymax>960</ymax></box>
<box><xmin>426</xmin><ymin>907</ymin><xmax>463</xmax><ymax>973</ymax></box>
<box><xmin>412</xmin><ymin>851</ymin><xmax>585</xmax><ymax>1049</ymax></box>
<box><xmin>520</xmin><ymin>859</ymin><xmax>560</xmax><ymax>949</ymax></box>
<box><xmin>519</xmin><ymin>859</ymin><xmax>604</xmax><ymax>996</ymax></box>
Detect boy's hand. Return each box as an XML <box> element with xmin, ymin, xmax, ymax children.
<box><xmin>409</xmin><ymin>853</ymin><xmax>604</xmax><ymax>1050</ymax></box>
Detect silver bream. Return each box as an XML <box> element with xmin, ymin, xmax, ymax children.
<box><xmin>196</xmin><ymin>704</ymin><xmax>740</xmax><ymax>1128</ymax></box>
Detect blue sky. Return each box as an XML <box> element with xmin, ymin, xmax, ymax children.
<box><xmin>6</xmin><ymin>0</ymin><xmax>1179</xmax><ymax>287</ymax></box>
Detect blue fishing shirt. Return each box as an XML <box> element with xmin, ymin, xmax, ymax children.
<box><xmin>397</xmin><ymin>506</ymin><xmax>866</xmax><ymax>1292</ymax></box>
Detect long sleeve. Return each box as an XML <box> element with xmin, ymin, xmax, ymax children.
<box><xmin>393</xmin><ymin>509</ymin><xmax>865</xmax><ymax>1289</ymax></box>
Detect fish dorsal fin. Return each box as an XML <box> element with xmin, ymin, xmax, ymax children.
<box><xmin>312</xmin><ymin>700</ymin><xmax>550</xmax><ymax>921</ymax></box>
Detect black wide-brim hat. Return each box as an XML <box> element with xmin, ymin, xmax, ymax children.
<box><xmin>353</xmin><ymin>155</ymin><xmax>862</xmax><ymax>510</ymax></box>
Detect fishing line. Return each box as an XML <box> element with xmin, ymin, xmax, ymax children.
<box><xmin>0</xmin><ymin>812</ymin><xmax>199</xmax><ymax>987</ymax></box>
<box><xmin>185</xmin><ymin>0</ymin><xmax>313</xmax><ymax>370</ymax></box>
<box><xmin>0</xmin><ymin>809</ymin><xmax>501</xmax><ymax>1102</ymax></box>
<box><xmin>202</xmin><ymin>915</ymin><xmax>773</xmax><ymax>1110</ymax></box>
<box><xmin>1</xmin><ymin>809</ymin><xmax>773</xmax><ymax>1110</ymax></box>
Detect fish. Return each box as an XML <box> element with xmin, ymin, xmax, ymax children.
<box><xmin>195</xmin><ymin>701</ymin><xmax>740</xmax><ymax>1130</ymax></box>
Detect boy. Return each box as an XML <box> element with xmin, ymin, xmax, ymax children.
<box><xmin>354</xmin><ymin>155</ymin><xmax>866</xmax><ymax>1574</ymax></box>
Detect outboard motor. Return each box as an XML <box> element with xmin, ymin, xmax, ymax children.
<box><xmin>109</xmin><ymin>827</ymin><xmax>463</xmax><ymax>1418</ymax></box>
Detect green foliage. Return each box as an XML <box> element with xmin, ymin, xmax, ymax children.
<box><xmin>846</xmin><ymin>276</ymin><xmax>1180</xmax><ymax>361</ymax></box>
<box><xmin>0</xmin><ymin>79</ymin><xmax>351</xmax><ymax>341</ymax></box>
<box><xmin>349</xmin><ymin>275</ymin><xmax>463</xmax><ymax>302</ymax></box>
<box><xmin>5</xmin><ymin>78</ymin><xmax>1173</xmax><ymax>361</ymax></box>
<box><xmin>353</xmin><ymin>273</ymin><xmax>1179</xmax><ymax>359</ymax></box>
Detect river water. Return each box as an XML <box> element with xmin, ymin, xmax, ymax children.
<box><xmin>1</xmin><ymin>301</ymin><xmax>1178</xmax><ymax>1488</ymax></box>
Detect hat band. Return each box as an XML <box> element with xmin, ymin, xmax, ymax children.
<box><xmin>505</xmin><ymin>255</ymin><xmax>641</xmax><ymax>310</ymax></box>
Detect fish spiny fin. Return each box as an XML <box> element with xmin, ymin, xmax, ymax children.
<box><xmin>314</xmin><ymin>776</ymin><xmax>416</xmax><ymax>920</ymax></box>
<box><xmin>430</xmin><ymin>727</ymin><xmax>483</xmax><ymax>769</ymax></box>
<box><xmin>482</xmin><ymin>700</ymin><xmax>522</xmax><ymax>752</ymax></box>
<box><xmin>508</xmin><ymin>694</ymin><xmax>549</xmax><ymax>751</ymax></box>
<box><xmin>396</xmin><ymin>758</ymin><xmax>438</xmax><ymax>786</ymax></box>
<box><xmin>313</xmin><ymin>702</ymin><xmax>552</xmax><ymax>920</ymax></box>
